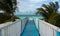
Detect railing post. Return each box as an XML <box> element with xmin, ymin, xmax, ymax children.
<box><xmin>38</xmin><ymin>19</ymin><xmax>39</xmax><ymax>32</ymax></box>
<box><xmin>21</xmin><ymin>19</ymin><xmax>22</xmax><ymax>33</ymax></box>
<box><xmin>0</xmin><ymin>30</ymin><xmax>2</xmax><ymax>36</ymax></box>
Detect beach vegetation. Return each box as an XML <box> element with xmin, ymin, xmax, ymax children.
<box><xmin>36</xmin><ymin>1</ymin><xmax>60</xmax><ymax>27</ymax></box>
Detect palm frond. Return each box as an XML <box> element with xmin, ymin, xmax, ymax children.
<box><xmin>36</xmin><ymin>1</ymin><xmax>59</xmax><ymax>20</ymax></box>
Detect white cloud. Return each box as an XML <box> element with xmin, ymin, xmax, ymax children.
<box><xmin>16</xmin><ymin>0</ymin><xmax>44</xmax><ymax>15</ymax></box>
<box><xmin>16</xmin><ymin>0</ymin><xmax>60</xmax><ymax>15</ymax></box>
<box><xmin>52</xmin><ymin>0</ymin><xmax>59</xmax><ymax>2</ymax></box>
<box><xmin>28</xmin><ymin>0</ymin><xmax>47</xmax><ymax>3</ymax></box>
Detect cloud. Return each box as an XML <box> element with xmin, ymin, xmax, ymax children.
<box><xmin>19</xmin><ymin>0</ymin><xmax>41</xmax><ymax>11</ymax></box>
<box><xmin>15</xmin><ymin>0</ymin><xmax>60</xmax><ymax>15</ymax></box>
<box><xmin>52</xmin><ymin>0</ymin><xmax>60</xmax><ymax>2</ymax></box>
<box><xmin>28</xmin><ymin>0</ymin><xmax>48</xmax><ymax>3</ymax></box>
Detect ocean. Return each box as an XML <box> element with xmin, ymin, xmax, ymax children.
<box><xmin>16</xmin><ymin>15</ymin><xmax>44</xmax><ymax>19</ymax></box>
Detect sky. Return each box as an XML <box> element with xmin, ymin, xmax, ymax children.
<box><xmin>15</xmin><ymin>0</ymin><xmax>60</xmax><ymax>15</ymax></box>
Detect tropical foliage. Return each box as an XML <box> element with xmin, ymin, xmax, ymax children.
<box><xmin>0</xmin><ymin>0</ymin><xmax>19</xmax><ymax>24</ymax></box>
<box><xmin>0</xmin><ymin>0</ymin><xmax>17</xmax><ymax>15</ymax></box>
<box><xmin>36</xmin><ymin>2</ymin><xmax>60</xmax><ymax>27</ymax></box>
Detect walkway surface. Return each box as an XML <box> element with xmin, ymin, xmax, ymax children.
<box><xmin>21</xmin><ymin>20</ymin><xmax>39</xmax><ymax>36</ymax></box>
<box><xmin>21</xmin><ymin>21</ymin><xmax>39</xmax><ymax>36</ymax></box>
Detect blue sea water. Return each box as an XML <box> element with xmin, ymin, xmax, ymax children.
<box><xmin>16</xmin><ymin>15</ymin><xmax>43</xmax><ymax>19</ymax></box>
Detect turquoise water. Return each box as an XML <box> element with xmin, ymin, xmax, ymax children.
<box><xmin>16</xmin><ymin>15</ymin><xmax>43</xmax><ymax>19</ymax></box>
<box><xmin>21</xmin><ymin>20</ymin><xmax>39</xmax><ymax>36</ymax></box>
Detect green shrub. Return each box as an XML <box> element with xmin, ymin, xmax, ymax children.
<box><xmin>0</xmin><ymin>13</ymin><xmax>20</xmax><ymax>24</ymax></box>
<box><xmin>47</xmin><ymin>12</ymin><xmax>60</xmax><ymax>27</ymax></box>
<box><xmin>55</xmin><ymin>15</ymin><xmax>60</xmax><ymax>27</ymax></box>
<box><xmin>0</xmin><ymin>13</ymin><xmax>11</xmax><ymax>24</ymax></box>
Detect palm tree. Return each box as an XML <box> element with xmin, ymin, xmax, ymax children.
<box><xmin>0</xmin><ymin>0</ymin><xmax>17</xmax><ymax>15</ymax></box>
<box><xmin>36</xmin><ymin>2</ymin><xmax>59</xmax><ymax>21</ymax></box>
<box><xmin>49</xmin><ymin>2</ymin><xmax>59</xmax><ymax>12</ymax></box>
<box><xmin>5</xmin><ymin>0</ymin><xmax>17</xmax><ymax>12</ymax></box>
<box><xmin>0</xmin><ymin>0</ymin><xmax>17</xmax><ymax>22</ymax></box>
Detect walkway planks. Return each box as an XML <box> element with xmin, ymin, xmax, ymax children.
<box><xmin>21</xmin><ymin>20</ymin><xmax>40</xmax><ymax>36</ymax></box>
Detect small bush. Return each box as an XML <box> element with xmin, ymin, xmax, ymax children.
<box><xmin>47</xmin><ymin>13</ymin><xmax>60</xmax><ymax>27</ymax></box>
<box><xmin>55</xmin><ymin>16</ymin><xmax>60</xmax><ymax>27</ymax></box>
<box><xmin>0</xmin><ymin>13</ymin><xmax>20</xmax><ymax>24</ymax></box>
<box><xmin>0</xmin><ymin>13</ymin><xmax>11</xmax><ymax>24</ymax></box>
